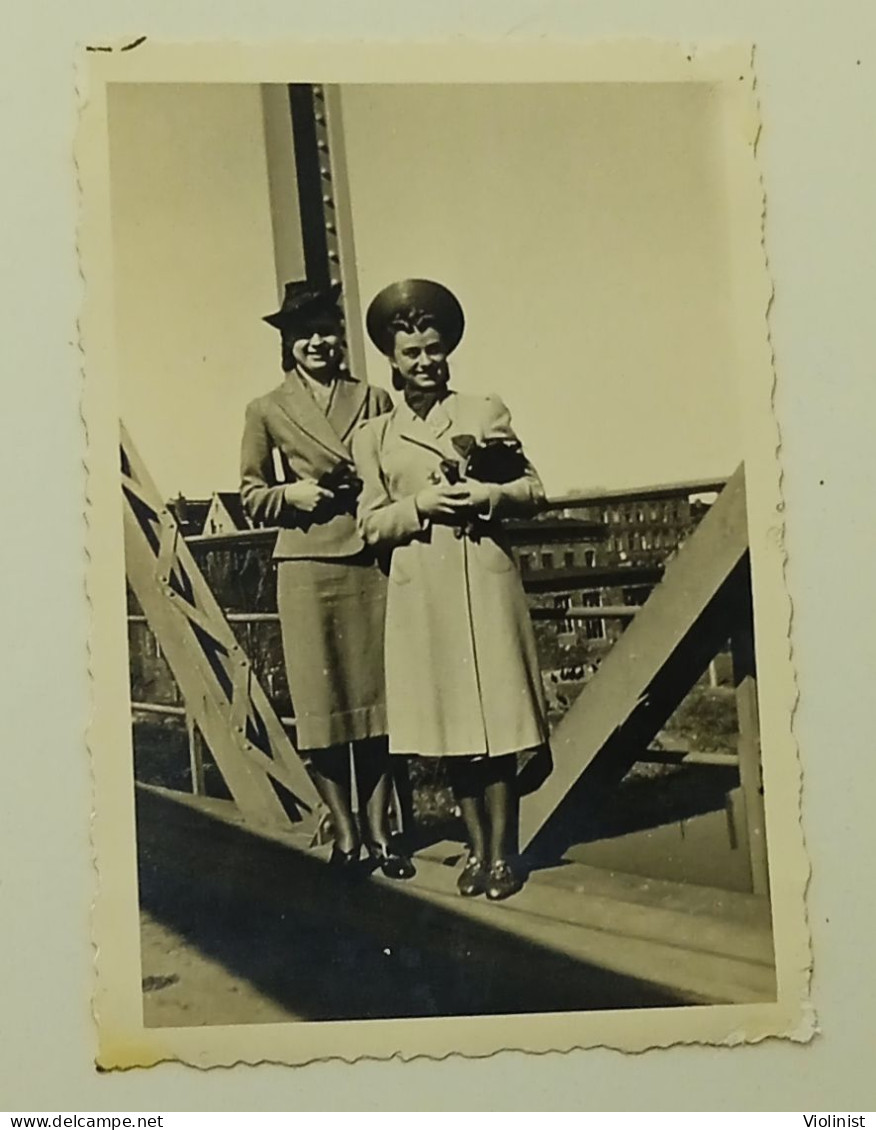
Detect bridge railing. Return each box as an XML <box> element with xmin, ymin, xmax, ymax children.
<box><xmin>128</xmin><ymin>475</ymin><xmax>730</xmax><ymax>746</ymax></box>
<box><xmin>127</xmin><ymin>470</ymin><xmax>766</xmax><ymax>891</ymax></box>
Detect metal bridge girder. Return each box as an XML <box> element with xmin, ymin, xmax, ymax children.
<box><xmin>122</xmin><ymin>424</ymin><xmax>323</xmax><ymax>835</ymax></box>
<box><xmin>519</xmin><ymin>465</ymin><xmax>767</xmax><ymax>894</ymax></box>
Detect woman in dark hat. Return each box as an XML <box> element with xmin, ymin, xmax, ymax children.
<box><xmin>240</xmin><ymin>281</ymin><xmax>413</xmax><ymax>878</ymax></box>
<box><xmin>351</xmin><ymin>279</ymin><xmax>548</xmax><ymax>901</ymax></box>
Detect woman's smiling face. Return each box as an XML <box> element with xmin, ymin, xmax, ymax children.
<box><xmin>288</xmin><ymin>320</ymin><xmax>342</xmax><ymax>379</ymax></box>
<box><xmin>390</xmin><ymin>326</ymin><xmax>450</xmax><ymax>391</ymax></box>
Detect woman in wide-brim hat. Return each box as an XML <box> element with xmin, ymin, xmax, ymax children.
<box><xmin>351</xmin><ymin>279</ymin><xmax>549</xmax><ymax>901</ymax></box>
<box><xmin>240</xmin><ymin>280</ymin><xmax>414</xmax><ymax>879</ymax></box>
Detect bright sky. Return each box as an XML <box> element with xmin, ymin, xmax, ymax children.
<box><xmin>110</xmin><ymin>82</ymin><xmax>744</xmax><ymax>501</ymax></box>
<box><xmin>343</xmin><ymin>82</ymin><xmax>743</xmax><ymax>495</ymax></box>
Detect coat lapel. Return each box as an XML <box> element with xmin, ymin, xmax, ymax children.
<box><xmin>327</xmin><ymin>375</ymin><xmax>369</xmax><ymax>443</ymax></box>
<box><xmin>272</xmin><ymin>373</ymin><xmax>350</xmax><ymax>461</ymax></box>
<box><xmin>396</xmin><ymin>393</ymin><xmax>460</xmax><ymax>460</ymax></box>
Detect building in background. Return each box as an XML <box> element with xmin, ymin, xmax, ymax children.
<box><xmin>202</xmin><ymin>492</ymin><xmax>253</xmax><ymax>536</ymax></box>
<box><xmin>513</xmin><ymin>492</ymin><xmax>716</xmax><ymax>575</ymax></box>
<box><xmin>506</xmin><ymin>488</ymin><xmax>719</xmax><ymax>714</ymax></box>
<box><xmin>167</xmin><ymin>495</ymin><xmax>211</xmax><ymax>538</ymax></box>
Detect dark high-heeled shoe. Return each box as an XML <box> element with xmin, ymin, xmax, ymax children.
<box><xmin>484</xmin><ymin>859</ymin><xmax>522</xmax><ymax>901</ymax></box>
<box><xmin>366</xmin><ymin>840</ymin><xmax>415</xmax><ymax>881</ymax></box>
<box><xmin>329</xmin><ymin>844</ymin><xmax>362</xmax><ymax>872</ymax></box>
<box><xmin>457</xmin><ymin>852</ymin><xmax>487</xmax><ymax>897</ymax></box>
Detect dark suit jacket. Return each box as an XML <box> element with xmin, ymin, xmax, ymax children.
<box><xmin>240</xmin><ymin>372</ymin><xmax>394</xmax><ymax>559</ymax></box>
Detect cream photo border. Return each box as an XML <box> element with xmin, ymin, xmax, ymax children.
<box><xmin>77</xmin><ymin>38</ymin><xmax>811</xmax><ymax>1069</ymax></box>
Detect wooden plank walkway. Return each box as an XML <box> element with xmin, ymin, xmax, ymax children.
<box><xmin>136</xmin><ymin>784</ymin><xmax>775</xmax><ymax>1026</ymax></box>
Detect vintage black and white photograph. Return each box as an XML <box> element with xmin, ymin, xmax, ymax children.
<box><xmin>80</xmin><ymin>41</ymin><xmax>808</xmax><ymax>1067</ymax></box>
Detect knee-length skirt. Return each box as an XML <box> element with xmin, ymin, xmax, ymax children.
<box><xmin>276</xmin><ymin>553</ymin><xmax>388</xmax><ymax>750</ymax></box>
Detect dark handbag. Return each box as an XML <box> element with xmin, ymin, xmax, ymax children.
<box><xmin>450</xmin><ymin>434</ymin><xmax>529</xmax><ymax>484</ymax></box>
<box><xmin>316</xmin><ymin>460</ymin><xmax>363</xmax><ymax>499</ymax></box>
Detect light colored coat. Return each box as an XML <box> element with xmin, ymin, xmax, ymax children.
<box><xmin>351</xmin><ymin>391</ymin><xmax>549</xmax><ymax>757</ymax></box>
<box><xmin>240</xmin><ymin>372</ymin><xmax>393</xmax><ymax>559</ymax></box>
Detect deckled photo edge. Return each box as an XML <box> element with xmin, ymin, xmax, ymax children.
<box><xmin>78</xmin><ymin>39</ymin><xmax>811</xmax><ymax>1070</ymax></box>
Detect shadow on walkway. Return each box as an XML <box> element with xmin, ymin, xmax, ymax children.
<box><xmin>136</xmin><ymin>788</ymin><xmax>697</xmax><ymax>1025</ymax></box>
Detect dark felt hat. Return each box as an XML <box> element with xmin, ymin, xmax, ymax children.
<box><xmin>365</xmin><ymin>279</ymin><xmax>465</xmax><ymax>356</ymax></box>
<box><xmin>263</xmin><ymin>281</ymin><xmax>343</xmax><ymax>332</ymax></box>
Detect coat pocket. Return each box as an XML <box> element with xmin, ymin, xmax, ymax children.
<box><xmin>388</xmin><ymin>548</ymin><xmax>413</xmax><ymax>585</ymax></box>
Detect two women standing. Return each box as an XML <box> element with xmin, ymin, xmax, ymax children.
<box><xmin>241</xmin><ymin>277</ymin><xmax>547</xmax><ymax>900</ymax></box>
